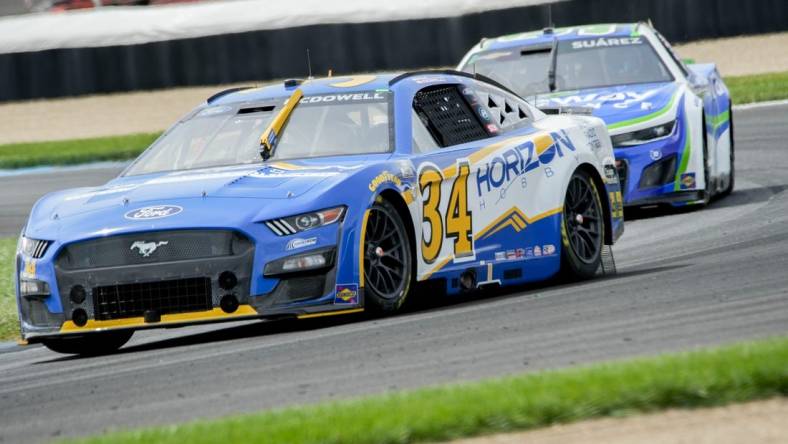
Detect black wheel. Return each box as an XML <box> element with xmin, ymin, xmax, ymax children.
<box><xmin>41</xmin><ymin>330</ymin><xmax>133</xmax><ymax>356</ymax></box>
<box><xmin>720</xmin><ymin>107</ymin><xmax>735</xmax><ymax>197</ymax></box>
<box><xmin>363</xmin><ymin>199</ymin><xmax>413</xmax><ymax>313</ymax></box>
<box><xmin>561</xmin><ymin>170</ymin><xmax>605</xmax><ymax>279</ymax></box>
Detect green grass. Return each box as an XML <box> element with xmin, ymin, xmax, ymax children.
<box><xmin>69</xmin><ymin>337</ymin><xmax>788</xmax><ymax>444</ymax></box>
<box><xmin>0</xmin><ymin>132</ymin><xmax>160</xmax><ymax>170</ymax></box>
<box><xmin>725</xmin><ymin>71</ymin><xmax>788</xmax><ymax>104</ymax></box>
<box><xmin>0</xmin><ymin>237</ymin><xmax>18</xmax><ymax>341</ymax></box>
<box><xmin>0</xmin><ymin>71</ymin><xmax>783</xmax><ymax>171</ymax></box>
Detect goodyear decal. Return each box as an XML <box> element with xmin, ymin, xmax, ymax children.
<box><xmin>334</xmin><ymin>284</ymin><xmax>359</xmax><ymax>305</ymax></box>
<box><xmin>369</xmin><ymin>171</ymin><xmax>402</xmax><ymax>191</ymax></box>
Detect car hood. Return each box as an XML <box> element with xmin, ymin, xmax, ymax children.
<box><xmin>534</xmin><ymin>81</ymin><xmax>680</xmax><ymax>128</ymax></box>
<box><xmin>26</xmin><ymin>159</ymin><xmax>373</xmax><ymax>238</ymax></box>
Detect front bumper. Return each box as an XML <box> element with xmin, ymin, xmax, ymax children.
<box><xmin>614</xmin><ymin>130</ymin><xmax>700</xmax><ymax>207</ymax></box>
<box><xmin>18</xmin><ymin>229</ymin><xmax>362</xmax><ymax>341</ymax></box>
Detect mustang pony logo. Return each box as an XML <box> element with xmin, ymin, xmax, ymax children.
<box><xmin>130</xmin><ymin>241</ymin><xmax>169</xmax><ymax>257</ymax></box>
<box><xmin>124</xmin><ymin>205</ymin><xmax>183</xmax><ymax>220</ymax></box>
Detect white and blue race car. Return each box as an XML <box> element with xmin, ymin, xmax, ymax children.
<box><xmin>458</xmin><ymin>22</ymin><xmax>734</xmax><ymax>207</ymax></box>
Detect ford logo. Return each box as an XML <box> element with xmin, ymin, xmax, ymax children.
<box><xmin>124</xmin><ymin>205</ymin><xmax>183</xmax><ymax>220</ymax></box>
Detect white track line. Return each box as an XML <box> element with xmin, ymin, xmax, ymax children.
<box><xmin>733</xmin><ymin>98</ymin><xmax>788</xmax><ymax>111</ymax></box>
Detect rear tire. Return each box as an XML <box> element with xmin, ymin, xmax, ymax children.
<box><xmin>561</xmin><ymin>169</ymin><xmax>605</xmax><ymax>280</ymax></box>
<box><xmin>41</xmin><ymin>330</ymin><xmax>133</xmax><ymax>356</ymax></box>
<box><xmin>720</xmin><ymin>108</ymin><xmax>735</xmax><ymax>197</ymax></box>
<box><xmin>363</xmin><ymin>199</ymin><xmax>413</xmax><ymax>313</ymax></box>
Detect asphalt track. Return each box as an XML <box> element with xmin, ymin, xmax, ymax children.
<box><xmin>0</xmin><ymin>104</ymin><xmax>787</xmax><ymax>443</ymax></box>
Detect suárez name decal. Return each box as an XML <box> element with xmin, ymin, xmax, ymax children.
<box><xmin>571</xmin><ymin>37</ymin><xmax>643</xmax><ymax>49</ymax></box>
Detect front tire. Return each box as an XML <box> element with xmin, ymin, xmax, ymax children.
<box><xmin>363</xmin><ymin>199</ymin><xmax>413</xmax><ymax>313</ymax></box>
<box><xmin>41</xmin><ymin>330</ymin><xmax>133</xmax><ymax>356</ymax></box>
<box><xmin>561</xmin><ymin>170</ymin><xmax>605</xmax><ymax>279</ymax></box>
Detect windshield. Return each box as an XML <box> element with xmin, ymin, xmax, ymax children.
<box><xmin>125</xmin><ymin>92</ymin><xmax>391</xmax><ymax>176</ymax></box>
<box><xmin>465</xmin><ymin>37</ymin><xmax>673</xmax><ymax>97</ymax></box>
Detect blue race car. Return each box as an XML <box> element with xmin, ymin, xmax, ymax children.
<box><xmin>16</xmin><ymin>71</ymin><xmax>623</xmax><ymax>354</ymax></box>
<box><xmin>458</xmin><ymin>22</ymin><xmax>734</xmax><ymax>207</ymax></box>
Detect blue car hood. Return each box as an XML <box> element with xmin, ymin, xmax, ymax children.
<box><xmin>534</xmin><ymin>81</ymin><xmax>679</xmax><ymax>127</ymax></box>
<box><xmin>26</xmin><ymin>160</ymin><xmax>369</xmax><ymax>239</ymax></box>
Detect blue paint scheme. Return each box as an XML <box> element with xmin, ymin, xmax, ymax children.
<box><xmin>16</xmin><ymin>72</ymin><xmax>622</xmax><ymax>339</ymax></box>
<box><xmin>461</xmin><ymin>23</ymin><xmax>733</xmax><ymax>207</ymax></box>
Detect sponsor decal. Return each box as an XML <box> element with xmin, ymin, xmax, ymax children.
<box><xmin>541</xmin><ymin>89</ymin><xmax>659</xmax><ymax>110</ymax></box>
<box><xmin>585</xmin><ymin>127</ymin><xmax>603</xmax><ymax>151</ymax></box>
<box><xmin>476</xmin><ymin>131</ymin><xmax>576</xmax><ymax>202</ymax></box>
<box><xmin>125</xmin><ymin>205</ymin><xmax>183</xmax><ymax>220</ymax></box>
<box><xmin>604</xmin><ymin>164</ymin><xmax>618</xmax><ymax>183</ymax></box>
<box><xmin>570</xmin><ymin>37</ymin><xmax>643</xmax><ymax>50</ymax></box>
<box><xmin>299</xmin><ymin>92</ymin><xmax>386</xmax><ymax>104</ymax></box>
<box><xmin>368</xmin><ymin>170</ymin><xmax>403</xmax><ymax>191</ymax></box>
<box><xmin>650</xmin><ymin>149</ymin><xmax>662</xmax><ymax>161</ymax></box>
<box><xmin>534</xmin><ymin>245</ymin><xmax>543</xmax><ymax>257</ymax></box>
<box><xmin>130</xmin><ymin>241</ymin><xmax>168</xmax><ymax>257</ymax></box>
<box><xmin>494</xmin><ymin>251</ymin><xmax>506</xmax><ymax>261</ymax></box>
<box><xmin>543</xmin><ymin>244</ymin><xmax>557</xmax><ymax>255</ymax></box>
<box><xmin>486</xmin><ymin>123</ymin><xmax>500</xmax><ymax>134</ymax></box>
<box><xmin>516</xmin><ymin>248</ymin><xmax>525</xmax><ymax>258</ymax></box>
<box><xmin>286</xmin><ymin>237</ymin><xmax>317</xmax><ymax>251</ymax></box>
<box><xmin>334</xmin><ymin>284</ymin><xmax>359</xmax><ymax>305</ymax></box>
<box><xmin>23</xmin><ymin>259</ymin><xmax>36</xmax><ymax>278</ymax></box>
<box><xmin>680</xmin><ymin>172</ymin><xmax>696</xmax><ymax>189</ymax></box>
<box><xmin>525</xmin><ymin>247</ymin><xmax>534</xmax><ymax>258</ymax></box>
<box><xmin>506</xmin><ymin>250</ymin><xmax>517</xmax><ymax>260</ymax></box>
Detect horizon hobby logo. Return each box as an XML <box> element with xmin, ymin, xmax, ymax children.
<box><xmin>130</xmin><ymin>241</ymin><xmax>169</xmax><ymax>257</ymax></box>
<box><xmin>124</xmin><ymin>205</ymin><xmax>183</xmax><ymax>220</ymax></box>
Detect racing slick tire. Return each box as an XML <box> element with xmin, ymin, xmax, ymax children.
<box><xmin>362</xmin><ymin>199</ymin><xmax>414</xmax><ymax>313</ymax></box>
<box><xmin>41</xmin><ymin>330</ymin><xmax>134</xmax><ymax>355</ymax></box>
<box><xmin>560</xmin><ymin>169</ymin><xmax>605</xmax><ymax>280</ymax></box>
<box><xmin>720</xmin><ymin>109</ymin><xmax>735</xmax><ymax>197</ymax></box>
<box><xmin>700</xmin><ymin>115</ymin><xmax>713</xmax><ymax>206</ymax></box>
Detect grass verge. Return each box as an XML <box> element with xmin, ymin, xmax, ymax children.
<box><xmin>0</xmin><ymin>132</ymin><xmax>160</xmax><ymax>170</ymax></box>
<box><xmin>0</xmin><ymin>237</ymin><xmax>18</xmax><ymax>341</ymax></box>
<box><xmin>0</xmin><ymin>72</ymin><xmax>785</xmax><ymax>170</ymax></box>
<box><xmin>69</xmin><ymin>337</ymin><xmax>787</xmax><ymax>444</ymax></box>
<box><xmin>726</xmin><ymin>71</ymin><xmax>788</xmax><ymax>104</ymax></box>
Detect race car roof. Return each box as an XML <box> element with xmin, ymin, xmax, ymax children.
<box><xmin>475</xmin><ymin>23</ymin><xmax>645</xmax><ymax>52</ymax></box>
<box><xmin>208</xmin><ymin>74</ymin><xmax>400</xmax><ymax>106</ymax></box>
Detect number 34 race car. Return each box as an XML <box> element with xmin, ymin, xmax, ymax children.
<box><xmin>459</xmin><ymin>22</ymin><xmax>734</xmax><ymax>208</ymax></box>
<box><xmin>16</xmin><ymin>71</ymin><xmax>623</xmax><ymax>354</ymax></box>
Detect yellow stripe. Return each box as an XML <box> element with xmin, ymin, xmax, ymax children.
<box><xmin>512</xmin><ymin>214</ymin><xmax>527</xmax><ymax>229</ymax></box>
<box><xmin>269</xmin><ymin>161</ymin><xmax>301</xmax><ymax>170</ymax></box>
<box><xmin>359</xmin><ymin>209</ymin><xmax>371</xmax><ymax>288</ymax></box>
<box><xmin>330</xmin><ymin>75</ymin><xmax>377</xmax><ymax>88</ymax></box>
<box><xmin>441</xmin><ymin>131</ymin><xmax>554</xmax><ymax>179</ymax></box>
<box><xmin>401</xmin><ymin>189</ymin><xmax>414</xmax><ymax>205</ymax></box>
<box><xmin>297</xmin><ymin>308</ymin><xmax>364</xmax><ymax>319</ymax></box>
<box><xmin>60</xmin><ymin>305</ymin><xmax>259</xmax><ymax>333</ymax></box>
<box><xmin>260</xmin><ymin>88</ymin><xmax>303</xmax><ymax>152</ymax></box>
<box><xmin>420</xmin><ymin>255</ymin><xmax>453</xmax><ymax>281</ymax></box>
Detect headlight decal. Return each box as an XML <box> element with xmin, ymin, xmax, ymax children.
<box><xmin>265</xmin><ymin>206</ymin><xmax>346</xmax><ymax>236</ymax></box>
<box><xmin>19</xmin><ymin>236</ymin><xmax>51</xmax><ymax>259</ymax></box>
<box><xmin>611</xmin><ymin>120</ymin><xmax>676</xmax><ymax>147</ymax></box>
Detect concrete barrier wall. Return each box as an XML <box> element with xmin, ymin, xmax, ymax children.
<box><xmin>1</xmin><ymin>0</ymin><xmax>786</xmax><ymax>101</ymax></box>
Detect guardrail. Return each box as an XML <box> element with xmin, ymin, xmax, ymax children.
<box><xmin>0</xmin><ymin>0</ymin><xmax>786</xmax><ymax>101</ymax></box>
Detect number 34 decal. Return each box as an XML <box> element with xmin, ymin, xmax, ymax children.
<box><xmin>419</xmin><ymin>161</ymin><xmax>474</xmax><ymax>264</ymax></box>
